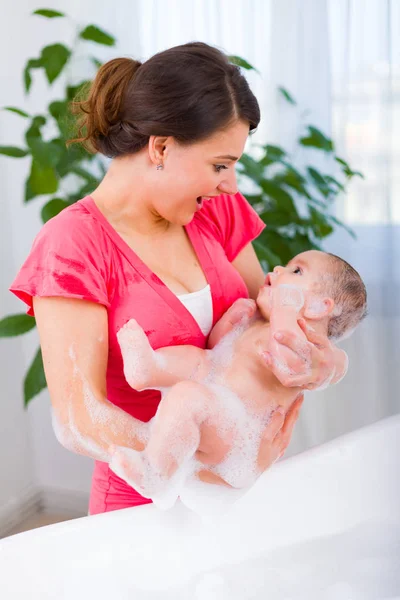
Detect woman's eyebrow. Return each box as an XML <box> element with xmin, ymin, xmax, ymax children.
<box><xmin>214</xmin><ymin>154</ymin><xmax>239</xmax><ymax>161</ymax></box>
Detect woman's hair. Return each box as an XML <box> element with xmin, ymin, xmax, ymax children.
<box><xmin>69</xmin><ymin>42</ymin><xmax>260</xmax><ymax>157</ymax></box>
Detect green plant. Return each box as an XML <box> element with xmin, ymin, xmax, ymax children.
<box><xmin>0</xmin><ymin>9</ymin><xmax>363</xmax><ymax>406</ymax></box>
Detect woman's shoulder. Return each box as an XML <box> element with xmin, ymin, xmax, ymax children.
<box><xmin>38</xmin><ymin>197</ymin><xmax>103</xmax><ymax>241</ymax></box>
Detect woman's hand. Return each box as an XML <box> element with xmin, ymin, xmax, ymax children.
<box><xmin>257</xmin><ymin>393</ymin><xmax>304</xmax><ymax>467</ymax></box>
<box><xmin>262</xmin><ymin>319</ymin><xmax>340</xmax><ymax>390</ymax></box>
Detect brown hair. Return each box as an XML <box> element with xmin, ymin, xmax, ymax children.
<box><xmin>69</xmin><ymin>42</ymin><xmax>260</xmax><ymax>157</ymax></box>
<box><xmin>323</xmin><ymin>253</ymin><xmax>368</xmax><ymax>341</ymax></box>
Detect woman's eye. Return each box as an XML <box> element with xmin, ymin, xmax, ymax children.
<box><xmin>214</xmin><ymin>164</ymin><xmax>228</xmax><ymax>173</ymax></box>
<box><xmin>293</xmin><ymin>267</ymin><xmax>302</xmax><ymax>274</ymax></box>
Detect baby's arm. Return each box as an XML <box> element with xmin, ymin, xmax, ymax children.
<box><xmin>117</xmin><ymin>320</ymin><xmax>212</xmax><ymax>391</ymax></box>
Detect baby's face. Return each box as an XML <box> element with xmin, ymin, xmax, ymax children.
<box><xmin>257</xmin><ymin>250</ymin><xmax>330</xmax><ymax>317</ymax></box>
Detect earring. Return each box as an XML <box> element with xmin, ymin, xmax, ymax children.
<box><xmin>156</xmin><ymin>164</ymin><xmax>164</xmax><ymax>171</ymax></box>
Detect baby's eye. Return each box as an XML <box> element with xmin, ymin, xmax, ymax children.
<box><xmin>214</xmin><ymin>164</ymin><xmax>228</xmax><ymax>173</ymax></box>
<box><xmin>293</xmin><ymin>266</ymin><xmax>302</xmax><ymax>274</ymax></box>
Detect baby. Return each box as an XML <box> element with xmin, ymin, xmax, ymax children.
<box><xmin>110</xmin><ymin>250</ymin><xmax>367</xmax><ymax>508</ymax></box>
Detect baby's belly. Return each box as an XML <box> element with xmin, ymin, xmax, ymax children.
<box><xmin>195</xmin><ymin>383</ymin><xmax>272</xmax><ymax>489</ymax></box>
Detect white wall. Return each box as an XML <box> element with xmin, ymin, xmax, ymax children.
<box><xmin>0</xmin><ymin>0</ymin><xmax>92</xmax><ymax>524</ymax></box>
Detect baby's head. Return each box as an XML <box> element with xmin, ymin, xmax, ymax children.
<box><xmin>257</xmin><ymin>250</ymin><xmax>367</xmax><ymax>342</ymax></box>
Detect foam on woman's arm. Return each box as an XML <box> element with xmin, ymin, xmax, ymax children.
<box><xmin>51</xmin><ymin>345</ymin><xmax>149</xmax><ymax>463</ymax></box>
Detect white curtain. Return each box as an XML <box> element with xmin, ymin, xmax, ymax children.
<box><xmin>290</xmin><ymin>0</ymin><xmax>400</xmax><ymax>454</ymax></box>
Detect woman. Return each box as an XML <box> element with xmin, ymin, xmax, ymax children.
<box><xmin>10</xmin><ymin>42</ymin><xmax>341</xmax><ymax>515</ymax></box>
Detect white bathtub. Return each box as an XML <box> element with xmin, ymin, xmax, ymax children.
<box><xmin>1</xmin><ymin>415</ymin><xmax>399</xmax><ymax>600</ymax></box>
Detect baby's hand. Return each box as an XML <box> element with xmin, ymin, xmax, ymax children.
<box><xmin>225</xmin><ymin>298</ymin><xmax>257</xmax><ymax>325</ymax></box>
<box><xmin>117</xmin><ymin>319</ymin><xmax>157</xmax><ymax>390</ymax></box>
<box><xmin>208</xmin><ymin>298</ymin><xmax>256</xmax><ymax>349</ymax></box>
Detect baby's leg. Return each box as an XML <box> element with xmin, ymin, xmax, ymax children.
<box><xmin>109</xmin><ymin>381</ymin><xmax>213</xmax><ymax>499</ymax></box>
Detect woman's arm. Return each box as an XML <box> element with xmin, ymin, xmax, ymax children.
<box><xmin>33</xmin><ymin>297</ymin><xmax>148</xmax><ymax>461</ymax></box>
<box><xmin>231</xmin><ymin>242</ymin><xmax>265</xmax><ymax>300</ymax></box>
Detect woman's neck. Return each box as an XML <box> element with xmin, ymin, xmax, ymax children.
<box><xmin>91</xmin><ymin>154</ymin><xmax>171</xmax><ymax>237</ymax></box>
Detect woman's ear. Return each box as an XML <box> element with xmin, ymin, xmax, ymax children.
<box><xmin>303</xmin><ymin>296</ymin><xmax>335</xmax><ymax>320</ymax></box>
<box><xmin>148</xmin><ymin>135</ymin><xmax>170</xmax><ymax>166</ymax></box>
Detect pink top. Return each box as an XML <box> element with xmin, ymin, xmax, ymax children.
<box><xmin>10</xmin><ymin>192</ymin><xmax>265</xmax><ymax>514</ymax></box>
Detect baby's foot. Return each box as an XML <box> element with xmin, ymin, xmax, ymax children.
<box><xmin>117</xmin><ymin>319</ymin><xmax>156</xmax><ymax>390</ymax></box>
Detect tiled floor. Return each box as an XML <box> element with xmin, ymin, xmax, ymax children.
<box><xmin>5</xmin><ymin>512</ymin><xmax>78</xmax><ymax>537</ymax></box>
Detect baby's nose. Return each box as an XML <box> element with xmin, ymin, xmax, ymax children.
<box><xmin>273</xmin><ymin>266</ymin><xmax>284</xmax><ymax>275</ymax></box>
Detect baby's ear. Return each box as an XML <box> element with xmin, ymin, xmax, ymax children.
<box><xmin>303</xmin><ymin>295</ymin><xmax>335</xmax><ymax>320</ymax></box>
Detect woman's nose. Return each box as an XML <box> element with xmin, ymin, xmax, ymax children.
<box><xmin>217</xmin><ymin>170</ymin><xmax>238</xmax><ymax>195</ymax></box>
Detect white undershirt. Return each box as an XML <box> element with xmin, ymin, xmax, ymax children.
<box><xmin>177</xmin><ymin>284</ymin><xmax>213</xmax><ymax>336</ymax></box>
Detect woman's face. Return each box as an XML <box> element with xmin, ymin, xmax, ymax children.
<box><xmin>151</xmin><ymin>120</ymin><xmax>250</xmax><ymax>225</ymax></box>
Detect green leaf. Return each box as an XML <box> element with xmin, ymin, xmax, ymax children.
<box><xmin>258</xmin><ymin>229</ymin><xmax>294</xmax><ymax>265</ymax></box>
<box><xmin>228</xmin><ymin>55</ymin><xmax>260</xmax><ymax>74</ymax></box>
<box><xmin>335</xmin><ymin>157</ymin><xmax>364</xmax><ymax>179</ymax></box>
<box><xmin>253</xmin><ymin>240</ymin><xmax>282</xmax><ymax>269</ymax></box>
<box><xmin>271</xmin><ymin>163</ymin><xmax>310</xmax><ymax>198</ymax></box>
<box><xmin>260</xmin><ymin>180</ymin><xmax>298</xmax><ymax>216</ymax></box>
<box><xmin>299</xmin><ymin>126</ymin><xmax>334</xmax><ymax>153</ymax></box>
<box><xmin>238</xmin><ymin>153</ymin><xmax>265</xmax><ymax>184</ymax></box>
<box><xmin>79</xmin><ymin>25</ymin><xmax>115</xmax><ymax>46</ymax></box>
<box><xmin>24</xmin><ymin>58</ymin><xmax>43</xmax><ymax>93</ymax></box>
<box><xmin>33</xmin><ymin>9</ymin><xmax>65</xmax><ymax>18</ymax></box>
<box><xmin>278</xmin><ymin>87</ymin><xmax>297</xmax><ymax>105</ymax></box>
<box><xmin>91</xmin><ymin>57</ymin><xmax>103</xmax><ymax>69</ymax></box>
<box><xmin>288</xmin><ymin>233</ymin><xmax>319</xmax><ymax>255</ymax></box>
<box><xmin>260</xmin><ymin>144</ymin><xmax>287</xmax><ymax>167</ymax></box>
<box><xmin>309</xmin><ymin>207</ymin><xmax>334</xmax><ymax>238</ymax></box>
<box><xmin>49</xmin><ymin>100</ymin><xmax>68</xmax><ymax>120</ymax></box>
<box><xmin>41</xmin><ymin>198</ymin><xmax>70</xmax><ymax>223</ymax></box>
<box><xmin>55</xmin><ymin>144</ymin><xmax>89</xmax><ymax>178</ymax></box>
<box><xmin>24</xmin><ymin>348</ymin><xmax>47</xmax><ymax>406</ymax></box>
<box><xmin>307</xmin><ymin>167</ymin><xmax>331</xmax><ymax>197</ymax></box>
<box><xmin>0</xmin><ymin>146</ymin><xmax>29</xmax><ymax>158</ymax></box>
<box><xmin>67</xmin><ymin>80</ymin><xmax>91</xmax><ymax>101</ymax></box>
<box><xmin>259</xmin><ymin>210</ymin><xmax>293</xmax><ymax>227</ymax></box>
<box><xmin>27</xmin><ymin>159</ymin><xmax>58</xmax><ymax>197</ymax></box>
<box><xmin>25</xmin><ymin>116</ymin><xmax>46</xmax><ymax>148</ymax></box>
<box><xmin>3</xmin><ymin>107</ymin><xmax>30</xmax><ymax>118</ymax></box>
<box><xmin>0</xmin><ymin>314</ymin><xmax>36</xmax><ymax>337</ymax></box>
<box><xmin>40</xmin><ymin>44</ymin><xmax>71</xmax><ymax>84</ymax></box>
<box><xmin>327</xmin><ymin>214</ymin><xmax>357</xmax><ymax>240</ymax></box>
<box><xmin>263</xmin><ymin>145</ymin><xmax>286</xmax><ymax>159</ymax></box>
<box><xmin>324</xmin><ymin>175</ymin><xmax>345</xmax><ymax>192</ymax></box>
<box><xmin>30</xmin><ymin>139</ymin><xmax>63</xmax><ymax>168</ymax></box>
<box><xmin>25</xmin><ymin>178</ymin><xmax>35</xmax><ymax>202</ymax></box>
